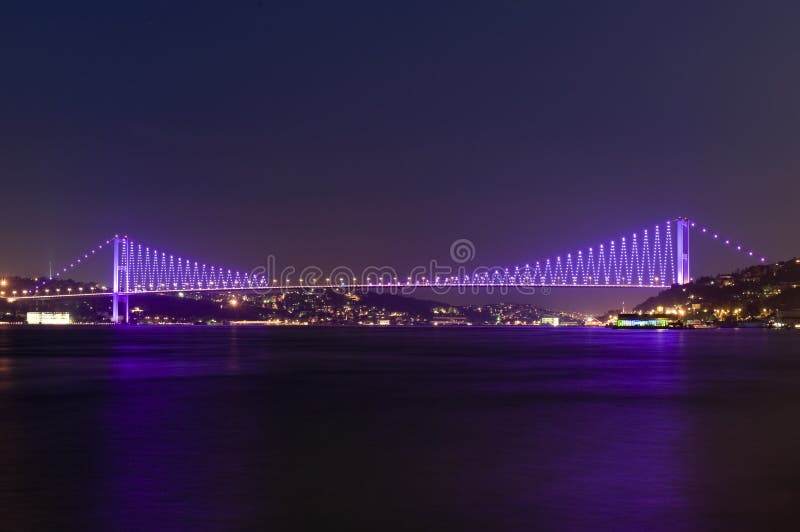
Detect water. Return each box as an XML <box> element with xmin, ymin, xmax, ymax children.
<box><xmin>1</xmin><ymin>326</ymin><xmax>799</xmax><ymax>531</ymax></box>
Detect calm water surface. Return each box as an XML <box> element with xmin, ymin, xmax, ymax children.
<box><xmin>1</xmin><ymin>326</ymin><xmax>799</xmax><ymax>531</ymax></box>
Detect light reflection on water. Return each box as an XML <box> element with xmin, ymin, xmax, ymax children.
<box><xmin>0</xmin><ymin>357</ymin><xmax>11</xmax><ymax>392</ymax></box>
<box><xmin>0</xmin><ymin>326</ymin><xmax>799</xmax><ymax>530</ymax></box>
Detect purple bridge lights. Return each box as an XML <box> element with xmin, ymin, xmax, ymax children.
<box><xmin>4</xmin><ymin>217</ymin><xmax>767</xmax><ymax>324</ymax></box>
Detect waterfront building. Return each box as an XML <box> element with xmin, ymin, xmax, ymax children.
<box><xmin>615</xmin><ymin>313</ymin><xmax>673</xmax><ymax>328</ymax></box>
<box><xmin>26</xmin><ymin>312</ymin><xmax>71</xmax><ymax>325</ymax></box>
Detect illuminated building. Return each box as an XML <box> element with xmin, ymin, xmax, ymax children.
<box><xmin>27</xmin><ymin>312</ymin><xmax>71</xmax><ymax>325</ymax></box>
<box><xmin>615</xmin><ymin>313</ymin><xmax>672</xmax><ymax>328</ymax></box>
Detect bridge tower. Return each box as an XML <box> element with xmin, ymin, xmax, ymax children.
<box><xmin>676</xmin><ymin>217</ymin><xmax>690</xmax><ymax>285</ymax></box>
<box><xmin>112</xmin><ymin>236</ymin><xmax>129</xmax><ymax>324</ymax></box>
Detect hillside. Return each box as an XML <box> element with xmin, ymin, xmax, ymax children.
<box><xmin>0</xmin><ymin>277</ymin><xmax>574</xmax><ymax>325</ymax></box>
<box><xmin>635</xmin><ymin>257</ymin><xmax>800</xmax><ymax>321</ymax></box>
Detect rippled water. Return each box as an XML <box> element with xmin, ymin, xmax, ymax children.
<box><xmin>1</xmin><ymin>326</ymin><xmax>799</xmax><ymax>530</ymax></box>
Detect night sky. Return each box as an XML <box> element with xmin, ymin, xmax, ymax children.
<box><xmin>2</xmin><ymin>1</ymin><xmax>799</xmax><ymax>311</ymax></box>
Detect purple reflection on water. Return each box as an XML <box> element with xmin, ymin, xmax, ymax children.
<box><xmin>1</xmin><ymin>326</ymin><xmax>800</xmax><ymax>530</ymax></box>
<box><xmin>109</xmin><ymin>326</ymin><xmax>247</xmax><ymax>380</ymax></box>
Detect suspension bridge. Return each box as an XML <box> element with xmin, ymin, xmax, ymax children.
<box><xmin>2</xmin><ymin>217</ymin><xmax>767</xmax><ymax>323</ymax></box>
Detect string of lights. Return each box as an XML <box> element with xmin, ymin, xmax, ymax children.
<box><xmin>119</xmin><ymin>238</ymin><xmax>272</xmax><ymax>293</ymax></box>
<box><xmin>117</xmin><ymin>222</ymin><xmax>681</xmax><ymax>290</ymax></box>
<box><xmin>689</xmin><ymin>220</ymin><xmax>766</xmax><ymax>263</ymax></box>
<box><xmin>18</xmin><ymin>218</ymin><xmax>768</xmax><ymax>299</ymax></box>
<box><xmin>29</xmin><ymin>235</ymin><xmax>117</xmax><ymax>295</ymax></box>
<box><xmin>467</xmin><ymin>221</ymin><xmax>678</xmax><ymax>287</ymax></box>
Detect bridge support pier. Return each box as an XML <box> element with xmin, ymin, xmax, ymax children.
<box><xmin>676</xmin><ymin>217</ymin><xmax>690</xmax><ymax>284</ymax></box>
<box><xmin>111</xmin><ymin>236</ymin><xmax>129</xmax><ymax>324</ymax></box>
<box><xmin>113</xmin><ymin>236</ymin><xmax>120</xmax><ymax>324</ymax></box>
<box><xmin>112</xmin><ymin>294</ymin><xmax>129</xmax><ymax>325</ymax></box>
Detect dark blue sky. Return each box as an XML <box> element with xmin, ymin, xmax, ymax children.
<box><xmin>2</xmin><ymin>1</ymin><xmax>799</xmax><ymax>311</ymax></box>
